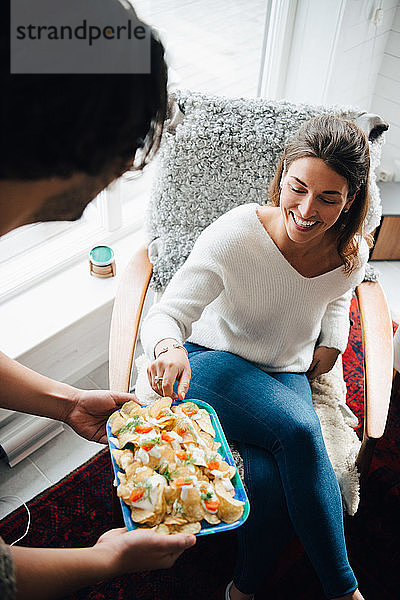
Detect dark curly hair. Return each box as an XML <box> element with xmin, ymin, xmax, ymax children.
<box><xmin>268</xmin><ymin>114</ymin><xmax>372</xmax><ymax>274</ymax></box>
<box><xmin>0</xmin><ymin>4</ymin><xmax>167</xmax><ymax>181</ymax></box>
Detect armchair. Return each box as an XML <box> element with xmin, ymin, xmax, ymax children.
<box><xmin>109</xmin><ymin>90</ymin><xmax>393</xmax><ymax>517</ymax></box>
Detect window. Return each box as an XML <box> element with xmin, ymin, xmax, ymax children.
<box><xmin>0</xmin><ymin>0</ymin><xmax>270</xmax><ymax>302</ymax></box>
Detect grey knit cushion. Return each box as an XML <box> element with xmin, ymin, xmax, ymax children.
<box><xmin>146</xmin><ymin>89</ymin><xmax>385</xmax><ymax>291</ymax></box>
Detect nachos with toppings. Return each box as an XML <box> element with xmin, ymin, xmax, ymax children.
<box><xmin>108</xmin><ymin>397</ymin><xmax>245</xmax><ymax>535</ymax></box>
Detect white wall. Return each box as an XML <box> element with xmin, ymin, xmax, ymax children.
<box><xmin>283</xmin><ymin>0</ymin><xmax>397</xmax><ymax>109</ymax></box>
<box><xmin>283</xmin><ymin>0</ymin><xmax>348</xmax><ymax>105</ymax></box>
<box><xmin>370</xmin><ymin>2</ymin><xmax>400</xmax><ymax>174</ymax></box>
<box><xmin>325</xmin><ymin>0</ymin><xmax>398</xmax><ymax>109</ymax></box>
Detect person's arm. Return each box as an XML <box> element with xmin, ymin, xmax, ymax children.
<box><xmin>11</xmin><ymin>528</ymin><xmax>196</xmax><ymax>600</ymax></box>
<box><xmin>307</xmin><ymin>290</ymin><xmax>352</xmax><ymax>380</ymax></box>
<box><xmin>142</xmin><ymin>228</ymin><xmax>225</xmax><ymax>399</ymax></box>
<box><xmin>0</xmin><ymin>352</ymin><xmax>141</xmax><ymax>444</ymax></box>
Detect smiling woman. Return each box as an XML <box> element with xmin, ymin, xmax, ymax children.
<box><xmin>268</xmin><ymin>114</ymin><xmax>372</xmax><ymax>275</ymax></box>
<box><xmin>140</xmin><ymin>112</ymin><xmax>373</xmax><ymax>600</ymax></box>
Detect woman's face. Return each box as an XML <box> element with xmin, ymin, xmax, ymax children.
<box><xmin>279</xmin><ymin>157</ymin><xmax>354</xmax><ymax>245</ymax></box>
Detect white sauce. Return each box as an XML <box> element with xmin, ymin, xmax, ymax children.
<box><xmin>137</xmin><ymin>431</ymin><xmax>158</xmax><ymax>446</ymax></box>
<box><xmin>148</xmin><ymin>446</ymin><xmax>161</xmax><ymax>459</ymax></box>
<box><xmin>190</xmin><ymin>412</ymin><xmax>202</xmax><ymax>421</ymax></box>
<box><xmin>130</xmin><ymin>473</ymin><xmax>166</xmax><ymax>511</ymax></box>
<box><xmin>189</xmin><ymin>447</ymin><xmax>206</xmax><ymax>465</ymax></box>
<box><xmin>135</xmin><ymin>447</ymin><xmax>150</xmax><ymax>465</ymax></box>
<box><xmin>210</xmin><ymin>469</ymin><xmax>224</xmax><ymax>479</ymax></box>
<box><xmin>221</xmin><ymin>478</ymin><xmax>235</xmax><ymax>493</ymax></box>
<box><xmin>196</xmin><ymin>481</ymin><xmax>219</xmax><ymax>513</ymax></box>
<box><xmin>181</xmin><ymin>484</ymin><xmax>194</xmax><ymax>501</ymax></box>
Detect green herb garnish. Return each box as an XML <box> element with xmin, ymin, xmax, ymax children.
<box><xmin>174</xmin><ymin>501</ymin><xmax>186</xmax><ymax>517</ymax></box>
<box><xmin>116</xmin><ymin>415</ymin><xmax>141</xmax><ymax>435</ymax></box>
<box><xmin>139</xmin><ymin>437</ymin><xmax>161</xmax><ymax>447</ymax></box>
<box><xmin>201</xmin><ymin>491</ymin><xmax>213</xmax><ymax>501</ymax></box>
<box><xmin>157</xmin><ymin>462</ymin><xmax>172</xmax><ymax>481</ymax></box>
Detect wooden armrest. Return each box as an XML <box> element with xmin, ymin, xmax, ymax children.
<box><xmin>356</xmin><ymin>280</ymin><xmax>393</xmax><ymax>440</ymax></box>
<box><xmin>108</xmin><ymin>246</ymin><xmax>153</xmax><ymax>392</ymax></box>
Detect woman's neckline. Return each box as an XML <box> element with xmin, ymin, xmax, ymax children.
<box><xmin>253</xmin><ymin>204</ymin><xmax>344</xmax><ymax>280</ymax></box>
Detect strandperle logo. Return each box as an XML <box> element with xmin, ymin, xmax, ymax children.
<box><xmin>15</xmin><ymin>19</ymin><xmax>147</xmax><ymax>47</ymax></box>
<box><xmin>11</xmin><ymin>0</ymin><xmax>151</xmax><ymax>74</ymax></box>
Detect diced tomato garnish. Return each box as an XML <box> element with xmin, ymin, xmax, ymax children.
<box><xmin>175</xmin><ymin>450</ymin><xmax>190</xmax><ymax>460</ymax></box>
<box><xmin>156</xmin><ymin>408</ymin><xmax>169</xmax><ymax>420</ymax></box>
<box><xmin>173</xmin><ymin>477</ymin><xmax>193</xmax><ymax>487</ymax></box>
<box><xmin>141</xmin><ymin>443</ymin><xmax>155</xmax><ymax>451</ymax></box>
<box><xmin>199</xmin><ymin>483</ymin><xmax>208</xmax><ymax>493</ymax></box>
<box><xmin>129</xmin><ymin>488</ymin><xmax>145</xmax><ymax>503</ymax></box>
<box><xmin>181</xmin><ymin>405</ymin><xmax>198</xmax><ymax>416</ymax></box>
<box><xmin>135</xmin><ymin>425</ymin><xmax>153</xmax><ymax>434</ymax></box>
<box><xmin>161</xmin><ymin>431</ymin><xmax>175</xmax><ymax>443</ymax></box>
<box><xmin>206</xmin><ymin>460</ymin><xmax>220</xmax><ymax>471</ymax></box>
<box><xmin>204</xmin><ymin>498</ymin><xmax>220</xmax><ymax>511</ymax></box>
<box><xmin>177</xmin><ymin>426</ymin><xmax>188</xmax><ymax>435</ymax></box>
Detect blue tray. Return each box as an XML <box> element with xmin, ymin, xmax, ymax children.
<box><xmin>107</xmin><ymin>398</ymin><xmax>250</xmax><ymax>536</ymax></box>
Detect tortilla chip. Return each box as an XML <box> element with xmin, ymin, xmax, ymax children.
<box><xmin>198</xmin><ymin>431</ymin><xmax>215</xmax><ymax>449</ymax></box>
<box><xmin>179</xmin><ymin>487</ymin><xmax>205</xmax><ymax>522</ymax></box>
<box><xmin>164</xmin><ymin>514</ymin><xmax>188</xmax><ymax>526</ymax></box>
<box><xmin>173</xmin><ymin>522</ymin><xmax>202</xmax><ymax>534</ymax></box>
<box><xmin>112</xmin><ymin>448</ymin><xmax>135</xmax><ymax>471</ymax></box>
<box><xmin>151</xmin><ymin>523</ymin><xmax>171</xmax><ymax>535</ymax></box>
<box><xmin>195</xmin><ymin>409</ymin><xmax>216</xmax><ymax>436</ymax></box>
<box><xmin>132</xmin><ymin>466</ymin><xmax>154</xmax><ymax>482</ymax></box>
<box><xmin>120</xmin><ymin>400</ymin><xmax>143</xmax><ymax>419</ymax></box>
<box><xmin>131</xmin><ymin>507</ymin><xmax>156</xmax><ymax>524</ymax></box>
<box><xmin>164</xmin><ymin>485</ymin><xmax>179</xmax><ymax>506</ymax></box>
<box><xmin>109</xmin><ymin>412</ymin><xmax>126</xmax><ymax>434</ymax></box>
<box><xmin>118</xmin><ymin>429</ymin><xmax>140</xmax><ymax>449</ymax></box>
<box><xmin>203</xmin><ymin>513</ymin><xmax>221</xmax><ymax>525</ymax></box>
<box><xmin>149</xmin><ymin>397</ymin><xmax>173</xmax><ymax>418</ymax></box>
<box><xmin>214</xmin><ymin>479</ymin><xmax>244</xmax><ymax>523</ymax></box>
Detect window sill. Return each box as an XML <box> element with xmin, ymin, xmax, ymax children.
<box><xmin>0</xmin><ymin>226</ymin><xmax>147</xmax><ymax>383</ymax></box>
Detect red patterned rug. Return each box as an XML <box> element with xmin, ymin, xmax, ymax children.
<box><xmin>1</xmin><ymin>299</ymin><xmax>399</xmax><ymax>600</ymax></box>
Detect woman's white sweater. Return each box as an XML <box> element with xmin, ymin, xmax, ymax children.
<box><xmin>141</xmin><ymin>203</ymin><xmax>368</xmax><ymax>373</ymax></box>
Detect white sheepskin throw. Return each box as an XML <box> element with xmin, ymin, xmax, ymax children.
<box><xmin>134</xmin><ymin>352</ymin><xmax>361</xmax><ymax>515</ymax></box>
<box><xmin>146</xmin><ymin>89</ymin><xmax>385</xmax><ymax>291</ymax></box>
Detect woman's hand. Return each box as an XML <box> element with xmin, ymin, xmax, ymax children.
<box><xmin>307</xmin><ymin>346</ymin><xmax>340</xmax><ymax>380</ymax></box>
<box><xmin>147</xmin><ymin>340</ymin><xmax>191</xmax><ymax>400</ymax></box>
<box><xmin>94</xmin><ymin>527</ymin><xmax>196</xmax><ymax>575</ymax></box>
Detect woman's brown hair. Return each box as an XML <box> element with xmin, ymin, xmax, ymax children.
<box><xmin>268</xmin><ymin>114</ymin><xmax>371</xmax><ymax>274</ymax></box>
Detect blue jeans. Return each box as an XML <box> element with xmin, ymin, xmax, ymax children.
<box><xmin>183</xmin><ymin>342</ymin><xmax>358</xmax><ymax>599</ymax></box>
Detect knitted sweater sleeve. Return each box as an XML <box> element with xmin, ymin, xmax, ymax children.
<box><xmin>141</xmin><ymin>227</ymin><xmax>225</xmax><ymax>360</ymax></box>
<box><xmin>318</xmin><ymin>289</ymin><xmax>353</xmax><ymax>353</ymax></box>
<box><xmin>318</xmin><ymin>238</ymin><xmax>368</xmax><ymax>353</ymax></box>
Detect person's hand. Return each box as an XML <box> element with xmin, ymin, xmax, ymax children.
<box><xmin>147</xmin><ymin>346</ymin><xmax>191</xmax><ymax>400</ymax></box>
<box><xmin>64</xmin><ymin>389</ymin><xmax>144</xmax><ymax>444</ymax></box>
<box><xmin>306</xmin><ymin>346</ymin><xmax>340</xmax><ymax>380</ymax></box>
<box><xmin>93</xmin><ymin>527</ymin><xmax>196</xmax><ymax>575</ymax></box>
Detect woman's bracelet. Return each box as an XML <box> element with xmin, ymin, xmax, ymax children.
<box><xmin>155</xmin><ymin>343</ymin><xmax>188</xmax><ymax>359</ymax></box>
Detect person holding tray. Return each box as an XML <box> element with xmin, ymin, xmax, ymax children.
<box><xmin>142</xmin><ymin>114</ymin><xmax>371</xmax><ymax>600</ymax></box>
<box><xmin>0</xmin><ymin>3</ymin><xmax>196</xmax><ymax>599</ymax></box>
